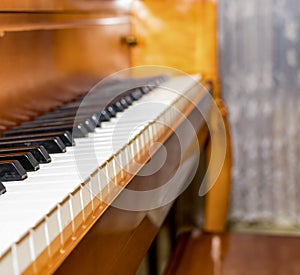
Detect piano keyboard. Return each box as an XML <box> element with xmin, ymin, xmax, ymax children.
<box><xmin>0</xmin><ymin>74</ymin><xmax>205</xmax><ymax>274</ymax></box>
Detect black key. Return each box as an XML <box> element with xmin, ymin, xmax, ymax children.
<box><xmin>0</xmin><ymin>146</ymin><xmax>51</xmax><ymax>163</ymax></box>
<box><xmin>0</xmin><ymin>160</ymin><xmax>27</xmax><ymax>181</ymax></box>
<box><xmin>40</xmin><ymin>114</ymin><xmax>99</xmax><ymax>129</ymax></box>
<box><xmin>3</xmin><ymin>124</ymin><xmax>88</xmax><ymax>138</ymax></box>
<box><xmin>130</xmin><ymin>89</ymin><xmax>143</xmax><ymax>100</ymax></box>
<box><xmin>53</xmin><ymin>109</ymin><xmax>110</xmax><ymax>124</ymax></box>
<box><xmin>87</xmin><ymin>113</ymin><xmax>102</xmax><ymax>126</ymax></box>
<box><xmin>106</xmin><ymin>106</ymin><xmax>116</xmax><ymax>117</ymax></box>
<box><xmin>80</xmin><ymin>118</ymin><xmax>96</xmax><ymax>132</ymax></box>
<box><xmin>15</xmin><ymin>118</ymin><xmax>96</xmax><ymax>133</ymax></box>
<box><xmin>0</xmin><ymin>132</ymin><xmax>74</xmax><ymax>147</ymax></box>
<box><xmin>68</xmin><ymin>114</ymin><xmax>100</xmax><ymax>128</ymax></box>
<box><xmin>120</xmin><ymin>98</ymin><xmax>129</xmax><ymax>108</ymax></box>
<box><xmin>27</xmin><ymin>116</ymin><xmax>74</xmax><ymax>124</ymax></box>
<box><xmin>56</xmin><ymin>102</ymin><xmax>101</xmax><ymax>111</ymax></box>
<box><xmin>125</xmin><ymin>95</ymin><xmax>133</xmax><ymax>105</ymax></box>
<box><xmin>99</xmin><ymin>110</ymin><xmax>111</xmax><ymax>122</ymax></box>
<box><xmin>52</xmin><ymin>105</ymin><xmax>105</xmax><ymax>116</ymax></box>
<box><xmin>56</xmin><ymin>106</ymin><xmax>112</xmax><ymax>120</ymax></box>
<box><xmin>14</xmin><ymin>120</ymin><xmax>75</xmax><ymax>129</ymax></box>
<box><xmin>0</xmin><ymin>182</ymin><xmax>6</xmax><ymax>196</ymax></box>
<box><xmin>27</xmin><ymin>114</ymin><xmax>97</xmax><ymax>125</ymax></box>
<box><xmin>35</xmin><ymin>104</ymin><xmax>108</xmax><ymax>119</ymax></box>
<box><xmin>34</xmin><ymin>111</ymin><xmax>96</xmax><ymax>122</ymax></box>
<box><xmin>35</xmin><ymin>111</ymin><xmax>77</xmax><ymax>121</ymax></box>
<box><xmin>33</xmin><ymin>110</ymin><xmax>103</xmax><ymax>127</ymax></box>
<box><xmin>112</xmin><ymin>101</ymin><xmax>124</xmax><ymax>112</ymax></box>
<box><xmin>140</xmin><ymin>86</ymin><xmax>151</xmax><ymax>94</ymax></box>
<box><xmin>0</xmin><ymin>137</ymin><xmax>66</xmax><ymax>154</ymax></box>
<box><xmin>0</xmin><ymin>153</ymin><xmax>39</xmax><ymax>171</ymax></box>
<box><xmin>59</xmin><ymin>103</ymin><xmax>115</xmax><ymax>117</ymax></box>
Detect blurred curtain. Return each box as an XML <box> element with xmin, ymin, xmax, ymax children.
<box><xmin>219</xmin><ymin>0</ymin><xmax>300</xmax><ymax>227</ymax></box>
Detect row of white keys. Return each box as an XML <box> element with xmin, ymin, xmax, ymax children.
<box><xmin>0</xmin><ymin>76</ymin><xmax>191</xmax><ymax>260</ymax></box>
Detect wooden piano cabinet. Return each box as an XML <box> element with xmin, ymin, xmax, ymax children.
<box><xmin>55</xmin><ymin>202</ymin><xmax>172</xmax><ymax>274</ymax></box>
<box><xmin>54</xmin><ymin>98</ymin><xmax>209</xmax><ymax>275</ymax></box>
<box><xmin>0</xmin><ymin>0</ymin><xmax>132</xmax><ymax>13</ymax></box>
<box><xmin>130</xmin><ymin>0</ymin><xmax>218</xmax><ymax>82</ymax></box>
<box><xmin>130</xmin><ymin>0</ymin><xmax>231</xmax><ymax>232</ymax></box>
<box><xmin>0</xmin><ymin>10</ymin><xmax>131</xmax><ymax>131</ymax></box>
<box><xmin>204</xmin><ymin>99</ymin><xmax>232</xmax><ymax>232</ymax></box>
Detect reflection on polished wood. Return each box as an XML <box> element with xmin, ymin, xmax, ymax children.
<box><xmin>54</xmin><ymin>103</ymin><xmax>208</xmax><ymax>275</ymax></box>
<box><xmin>55</xmin><ymin>203</ymin><xmax>172</xmax><ymax>274</ymax></box>
<box><xmin>166</xmin><ymin>231</ymin><xmax>300</xmax><ymax>275</ymax></box>
<box><xmin>0</xmin><ymin>11</ymin><xmax>130</xmax><ymax>132</ymax></box>
<box><xmin>131</xmin><ymin>0</ymin><xmax>218</xmax><ymax>81</ymax></box>
<box><xmin>0</xmin><ymin>13</ymin><xmax>130</xmax><ymax>32</ymax></box>
<box><xmin>0</xmin><ymin>0</ymin><xmax>132</xmax><ymax>13</ymax></box>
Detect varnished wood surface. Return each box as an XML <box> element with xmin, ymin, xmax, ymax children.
<box><xmin>0</xmin><ymin>0</ymin><xmax>132</xmax><ymax>13</ymax></box>
<box><xmin>204</xmin><ymin>99</ymin><xmax>232</xmax><ymax>232</ymax></box>
<box><xmin>0</xmin><ymin>13</ymin><xmax>130</xmax><ymax>32</ymax></box>
<box><xmin>55</xmin><ymin>203</ymin><xmax>172</xmax><ymax>275</ymax></box>
<box><xmin>166</xmin><ymin>231</ymin><xmax>300</xmax><ymax>275</ymax></box>
<box><xmin>54</xmin><ymin>101</ymin><xmax>208</xmax><ymax>275</ymax></box>
<box><xmin>131</xmin><ymin>0</ymin><xmax>218</xmax><ymax>82</ymax></box>
<box><xmin>0</xmin><ymin>12</ymin><xmax>130</xmax><ymax>131</ymax></box>
<box><xmin>131</xmin><ymin>1</ymin><xmax>232</xmax><ymax>233</ymax></box>
<box><xmin>17</xmin><ymin>82</ymin><xmax>208</xmax><ymax>274</ymax></box>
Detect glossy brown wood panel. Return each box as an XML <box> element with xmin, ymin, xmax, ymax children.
<box><xmin>131</xmin><ymin>0</ymin><xmax>218</xmax><ymax>81</ymax></box>
<box><xmin>166</xmin><ymin>231</ymin><xmax>300</xmax><ymax>275</ymax></box>
<box><xmin>0</xmin><ymin>13</ymin><xmax>130</xmax><ymax>32</ymax></box>
<box><xmin>0</xmin><ymin>13</ymin><xmax>130</xmax><ymax>130</ymax></box>
<box><xmin>204</xmin><ymin>99</ymin><xmax>232</xmax><ymax>232</ymax></box>
<box><xmin>55</xmin><ymin>101</ymin><xmax>208</xmax><ymax>275</ymax></box>
<box><xmin>0</xmin><ymin>0</ymin><xmax>132</xmax><ymax>13</ymax></box>
<box><xmin>55</xmin><ymin>204</ymin><xmax>172</xmax><ymax>275</ymax></box>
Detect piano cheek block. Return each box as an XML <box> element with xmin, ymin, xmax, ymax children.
<box><xmin>0</xmin><ymin>160</ymin><xmax>27</xmax><ymax>181</ymax></box>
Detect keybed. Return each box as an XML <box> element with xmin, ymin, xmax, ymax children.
<box><xmin>0</xmin><ymin>75</ymin><xmax>205</xmax><ymax>274</ymax></box>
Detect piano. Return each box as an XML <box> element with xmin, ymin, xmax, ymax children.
<box><xmin>0</xmin><ymin>1</ymin><xmax>231</xmax><ymax>274</ymax></box>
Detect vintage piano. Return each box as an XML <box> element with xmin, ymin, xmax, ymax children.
<box><xmin>0</xmin><ymin>1</ymin><xmax>231</xmax><ymax>274</ymax></box>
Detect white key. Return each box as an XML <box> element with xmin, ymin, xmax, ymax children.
<box><xmin>0</xmin><ymin>75</ymin><xmax>199</xmax><ymax>269</ymax></box>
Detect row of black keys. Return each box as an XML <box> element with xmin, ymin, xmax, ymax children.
<box><xmin>0</xmin><ymin>75</ymin><xmax>168</xmax><ymax>196</ymax></box>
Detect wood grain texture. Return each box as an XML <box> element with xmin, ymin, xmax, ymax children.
<box><xmin>131</xmin><ymin>0</ymin><xmax>218</xmax><ymax>80</ymax></box>
<box><xmin>0</xmin><ymin>12</ymin><xmax>130</xmax><ymax>131</ymax></box>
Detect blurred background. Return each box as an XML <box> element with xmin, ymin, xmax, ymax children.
<box><xmin>219</xmin><ymin>0</ymin><xmax>300</xmax><ymax>232</ymax></box>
